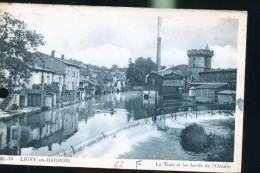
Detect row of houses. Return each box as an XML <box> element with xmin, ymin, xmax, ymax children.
<box><xmin>1</xmin><ymin>50</ymin><xmax>127</xmax><ymax>111</ymax></box>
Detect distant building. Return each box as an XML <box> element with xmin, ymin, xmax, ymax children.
<box><xmin>187</xmin><ymin>44</ymin><xmax>214</xmax><ymax>80</ymax></box>
<box><xmin>145</xmin><ymin>72</ymin><xmax>164</xmax><ymax>95</ymax></box>
<box><xmin>145</xmin><ymin>71</ymin><xmax>185</xmax><ymax>99</ymax></box>
<box><xmin>217</xmin><ymin>90</ymin><xmax>236</xmax><ymax>104</ymax></box>
<box><xmin>97</xmin><ymin>71</ymin><xmax>116</xmax><ymax>94</ymax></box>
<box><xmin>199</xmin><ymin>69</ymin><xmax>237</xmax><ymax>90</ymax></box>
<box><xmin>194</xmin><ymin>83</ymin><xmax>229</xmax><ymax>103</ymax></box>
<box><xmin>111</xmin><ymin>68</ymin><xmax>127</xmax><ymax>92</ymax></box>
<box><xmin>162</xmin><ymin>72</ymin><xmax>184</xmax><ymax>99</ymax></box>
<box><xmin>79</xmin><ymin>64</ymin><xmax>89</xmax><ymax>100</ymax></box>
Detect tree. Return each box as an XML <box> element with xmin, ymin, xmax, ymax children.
<box><xmin>126</xmin><ymin>57</ymin><xmax>156</xmax><ymax>86</ymax></box>
<box><xmin>134</xmin><ymin>57</ymin><xmax>147</xmax><ymax>85</ymax></box>
<box><xmin>161</xmin><ymin>65</ymin><xmax>167</xmax><ymax>70</ymax></box>
<box><xmin>0</xmin><ymin>12</ymin><xmax>45</xmax><ymax>91</ymax></box>
<box><xmin>146</xmin><ymin>57</ymin><xmax>156</xmax><ymax>74</ymax></box>
<box><xmin>134</xmin><ymin>57</ymin><xmax>156</xmax><ymax>85</ymax></box>
<box><xmin>126</xmin><ymin>58</ymin><xmax>135</xmax><ymax>85</ymax></box>
<box><xmin>110</xmin><ymin>64</ymin><xmax>119</xmax><ymax>72</ymax></box>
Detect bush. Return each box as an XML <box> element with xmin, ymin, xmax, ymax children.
<box><xmin>180</xmin><ymin>123</ymin><xmax>208</xmax><ymax>153</ymax></box>
<box><xmin>206</xmin><ymin>133</ymin><xmax>234</xmax><ymax>162</ymax></box>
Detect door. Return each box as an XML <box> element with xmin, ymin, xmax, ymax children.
<box><xmin>20</xmin><ymin>96</ymin><xmax>25</xmax><ymax>107</ymax></box>
<box><xmin>28</xmin><ymin>94</ymin><xmax>42</xmax><ymax>107</ymax></box>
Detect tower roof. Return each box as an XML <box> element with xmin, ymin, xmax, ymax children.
<box><xmin>205</xmin><ymin>44</ymin><xmax>210</xmax><ymax>50</ymax></box>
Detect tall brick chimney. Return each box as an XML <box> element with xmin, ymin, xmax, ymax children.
<box><xmin>61</xmin><ymin>54</ymin><xmax>64</xmax><ymax>60</ymax></box>
<box><xmin>51</xmin><ymin>50</ymin><xmax>55</xmax><ymax>57</ymax></box>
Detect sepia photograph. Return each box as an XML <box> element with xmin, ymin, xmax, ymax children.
<box><xmin>0</xmin><ymin>3</ymin><xmax>247</xmax><ymax>172</ymax></box>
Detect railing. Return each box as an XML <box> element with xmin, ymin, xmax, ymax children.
<box><xmin>156</xmin><ymin>103</ymin><xmax>235</xmax><ymax>115</ymax></box>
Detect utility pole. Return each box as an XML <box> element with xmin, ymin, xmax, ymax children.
<box><xmin>154</xmin><ymin>16</ymin><xmax>161</xmax><ymax>122</ymax></box>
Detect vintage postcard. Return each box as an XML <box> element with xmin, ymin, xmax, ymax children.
<box><xmin>0</xmin><ymin>3</ymin><xmax>247</xmax><ymax>172</ymax></box>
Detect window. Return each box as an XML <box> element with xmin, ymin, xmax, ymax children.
<box><xmin>76</xmin><ymin>72</ymin><xmax>78</xmax><ymax>79</ymax></box>
<box><xmin>73</xmin><ymin>71</ymin><xmax>75</xmax><ymax>78</ymax></box>
<box><xmin>72</xmin><ymin>82</ymin><xmax>74</xmax><ymax>90</ymax></box>
<box><xmin>12</xmin><ymin>128</ymin><xmax>18</xmax><ymax>140</ymax></box>
<box><xmin>67</xmin><ymin>81</ymin><xmax>70</xmax><ymax>90</ymax></box>
<box><xmin>67</xmin><ymin>70</ymin><xmax>70</xmax><ymax>77</ymax></box>
<box><xmin>59</xmin><ymin>77</ymin><xmax>62</xmax><ymax>85</ymax></box>
<box><xmin>47</xmin><ymin>76</ymin><xmax>50</xmax><ymax>84</ymax></box>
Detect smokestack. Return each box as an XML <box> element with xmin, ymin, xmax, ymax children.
<box><xmin>61</xmin><ymin>54</ymin><xmax>64</xmax><ymax>60</ymax></box>
<box><xmin>157</xmin><ymin>16</ymin><xmax>161</xmax><ymax>71</ymax></box>
<box><xmin>51</xmin><ymin>50</ymin><xmax>55</xmax><ymax>57</ymax></box>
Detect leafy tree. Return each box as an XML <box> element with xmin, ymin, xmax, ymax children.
<box><xmin>100</xmin><ymin>66</ymin><xmax>109</xmax><ymax>71</ymax></box>
<box><xmin>126</xmin><ymin>57</ymin><xmax>156</xmax><ymax>86</ymax></box>
<box><xmin>110</xmin><ymin>64</ymin><xmax>119</xmax><ymax>72</ymax></box>
<box><xmin>146</xmin><ymin>57</ymin><xmax>156</xmax><ymax>74</ymax></box>
<box><xmin>126</xmin><ymin>58</ymin><xmax>135</xmax><ymax>85</ymax></box>
<box><xmin>134</xmin><ymin>57</ymin><xmax>147</xmax><ymax>85</ymax></box>
<box><xmin>134</xmin><ymin>57</ymin><xmax>156</xmax><ymax>85</ymax></box>
<box><xmin>0</xmin><ymin>12</ymin><xmax>45</xmax><ymax>91</ymax></box>
<box><xmin>161</xmin><ymin>65</ymin><xmax>167</xmax><ymax>70</ymax></box>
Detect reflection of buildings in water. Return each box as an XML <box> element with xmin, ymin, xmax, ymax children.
<box><xmin>0</xmin><ymin>120</ymin><xmax>21</xmax><ymax>155</ymax></box>
<box><xmin>142</xmin><ymin>98</ymin><xmax>159</xmax><ymax>117</ymax></box>
<box><xmin>77</xmin><ymin>101</ymin><xmax>90</xmax><ymax>122</ymax></box>
<box><xmin>61</xmin><ymin>111</ymin><xmax>78</xmax><ymax>139</ymax></box>
<box><xmin>20</xmin><ymin>107</ymin><xmax>78</xmax><ymax>150</ymax></box>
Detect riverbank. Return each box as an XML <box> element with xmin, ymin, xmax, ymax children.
<box><xmin>0</xmin><ymin>107</ymin><xmax>42</xmax><ymax>121</ymax></box>
<box><xmin>0</xmin><ymin>98</ymin><xmax>85</xmax><ymax>121</ymax></box>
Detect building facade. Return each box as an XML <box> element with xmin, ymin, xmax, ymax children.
<box><xmin>161</xmin><ymin>72</ymin><xmax>184</xmax><ymax>99</ymax></box>
<box><xmin>194</xmin><ymin>83</ymin><xmax>229</xmax><ymax>103</ymax></box>
<box><xmin>199</xmin><ymin>69</ymin><xmax>237</xmax><ymax>90</ymax></box>
<box><xmin>217</xmin><ymin>90</ymin><xmax>236</xmax><ymax>104</ymax></box>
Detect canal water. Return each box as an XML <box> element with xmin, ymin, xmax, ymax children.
<box><xmin>0</xmin><ymin>91</ymin><xmax>157</xmax><ymax>156</ymax></box>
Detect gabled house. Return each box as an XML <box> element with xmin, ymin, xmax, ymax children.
<box><xmin>162</xmin><ymin>72</ymin><xmax>185</xmax><ymax>99</ymax></box>
<box><xmin>144</xmin><ymin>72</ymin><xmax>164</xmax><ymax>95</ymax></box>
<box><xmin>194</xmin><ymin>83</ymin><xmax>229</xmax><ymax>103</ymax></box>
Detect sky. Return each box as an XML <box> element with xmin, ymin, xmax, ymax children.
<box><xmin>4</xmin><ymin>6</ymin><xmax>238</xmax><ymax>69</ymax></box>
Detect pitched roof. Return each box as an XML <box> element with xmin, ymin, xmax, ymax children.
<box><xmin>32</xmin><ymin>52</ymin><xmax>66</xmax><ymax>75</ymax></box>
<box><xmin>164</xmin><ymin>72</ymin><xmax>184</xmax><ymax>79</ymax></box>
<box><xmin>162</xmin><ymin>80</ymin><xmax>183</xmax><ymax>87</ymax></box>
<box><xmin>195</xmin><ymin>83</ymin><xmax>228</xmax><ymax>89</ymax></box>
<box><xmin>199</xmin><ymin>68</ymin><xmax>237</xmax><ymax>74</ymax></box>
<box><xmin>217</xmin><ymin>90</ymin><xmax>236</xmax><ymax>95</ymax></box>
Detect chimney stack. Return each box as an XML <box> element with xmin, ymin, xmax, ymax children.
<box><xmin>51</xmin><ymin>50</ymin><xmax>55</xmax><ymax>57</ymax></box>
<box><xmin>61</xmin><ymin>54</ymin><xmax>64</xmax><ymax>60</ymax></box>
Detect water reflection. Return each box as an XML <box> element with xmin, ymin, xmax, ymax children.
<box><xmin>0</xmin><ymin>91</ymin><xmax>157</xmax><ymax>156</ymax></box>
